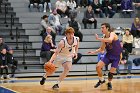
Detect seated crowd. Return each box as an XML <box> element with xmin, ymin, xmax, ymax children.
<box><xmin>0</xmin><ymin>36</ymin><xmax>18</xmax><ymax>79</ymax></box>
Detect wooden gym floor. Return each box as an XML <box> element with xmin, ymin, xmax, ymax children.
<box><xmin>0</xmin><ymin>75</ymin><xmax>140</xmax><ymax>93</ymax></box>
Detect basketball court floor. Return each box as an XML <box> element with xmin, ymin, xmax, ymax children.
<box><xmin>0</xmin><ymin>75</ymin><xmax>140</xmax><ymax>93</ymax></box>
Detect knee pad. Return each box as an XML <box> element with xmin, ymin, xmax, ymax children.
<box><xmin>108</xmin><ymin>72</ymin><xmax>114</xmax><ymax>79</ymax></box>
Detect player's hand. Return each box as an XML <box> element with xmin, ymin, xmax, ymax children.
<box><xmin>46</xmin><ymin>61</ymin><xmax>52</xmax><ymax>64</ymax></box>
<box><xmin>87</xmin><ymin>51</ymin><xmax>95</xmax><ymax>55</ymax></box>
<box><xmin>73</xmin><ymin>53</ymin><xmax>77</xmax><ymax>59</ymax></box>
<box><xmin>95</xmin><ymin>34</ymin><xmax>99</xmax><ymax>40</ymax></box>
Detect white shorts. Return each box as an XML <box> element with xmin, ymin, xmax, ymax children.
<box><xmin>53</xmin><ymin>55</ymin><xmax>72</xmax><ymax>67</ymax></box>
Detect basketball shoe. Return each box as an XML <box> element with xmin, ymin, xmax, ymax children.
<box><xmin>52</xmin><ymin>84</ymin><xmax>59</xmax><ymax>89</ymax></box>
<box><xmin>94</xmin><ymin>80</ymin><xmax>106</xmax><ymax>88</ymax></box>
<box><xmin>40</xmin><ymin>76</ymin><xmax>46</xmax><ymax>85</ymax></box>
<box><xmin>107</xmin><ymin>82</ymin><xmax>112</xmax><ymax>90</ymax></box>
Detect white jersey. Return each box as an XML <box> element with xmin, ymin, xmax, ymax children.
<box><xmin>59</xmin><ymin>36</ymin><xmax>79</xmax><ymax>56</ymax></box>
<box><xmin>53</xmin><ymin>36</ymin><xmax>79</xmax><ymax>67</ymax></box>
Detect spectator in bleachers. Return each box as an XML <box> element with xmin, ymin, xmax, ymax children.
<box><xmin>42</xmin><ymin>26</ymin><xmax>56</xmax><ymax>45</ymax></box>
<box><xmin>40</xmin><ymin>15</ymin><xmax>50</xmax><ymax>36</ymax></box>
<box><xmin>116</xmin><ymin>41</ymin><xmax>132</xmax><ymax>75</ymax></box>
<box><xmin>67</xmin><ymin>0</ymin><xmax>77</xmax><ymax>11</ymax></box>
<box><xmin>122</xmin><ymin>29</ymin><xmax>133</xmax><ymax>53</ymax></box>
<box><xmin>131</xmin><ymin>17</ymin><xmax>140</xmax><ymax>38</ymax></box>
<box><xmin>55</xmin><ymin>0</ymin><xmax>69</xmax><ymax>18</ymax></box>
<box><xmin>66</xmin><ymin>15</ymin><xmax>83</xmax><ymax>42</ymax></box>
<box><xmin>0</xmin><ymin>48</ymin><xmax>9</xmax><ymax>79</ymax></box>
<box><xmin>97</xmin><ymin>50</ymin><xmax>108</xmax><ymax>76</ymax></box>
<box><xmin>91</xmin><ymin>0</ymin><xmax>104</xmax><ymax>18</ymax></box>
<box><xmin>111</xmin><ymin>0</ymin><xmax>121</xmax><ymax>13</ymax></box>
<box><xmin>40</xmin><ymin>35</ymin><xmax>56</xmax><ymax>62</ymax></box>
<box><xmin>0</xmin><ymin>36</ymin><xmax>9</xmax><ymax>54</ymax></box>
<box><xmin>121</xmin><ymin>0</ymin><xmax>133</xmax><ymax>18</ymax></box>
<box><xmin>75</xmin><ymin>0</ymin><xmax>81</xmax><ymax>8</ymax></box>
<box><xmin>67</xmin><ymin>0</ymin><xmax>78</xmax><ymax>17</ymax></box>
<box><xmin>81</xmin><ymin>0</ymin><xmax>88</xmax><ymax>8</ymax></box>
<box><xmin>43</xmin><ymin>0</ymin><xmax>52</xmax><ymax>12</ymax></box>
<box><xmin>102</xmin><ymin>0</ymin><xmax>116</xmax><ymax>18</ymax></box>
<box><xmin>133</xmin><ymin>0</ymin><xmax>140</xmax><ymax>17</ymax></box>
<box><xmin>28</xmin><ymin>0</ymin><xmax>43</xmax><ymax>12</ymax></box>
<box><xmin>82</xmin><ymin>5</ymin><xmax>97</xmax><ymax>29</ymax></box>
<box><xmin>0</xmin><ymin>36</ymin><xmax>10</xmax><ymax>79</ymax></box>
<box><xmin>48</xmin><ymin>9</ymin><xmax>64</xmax><ymax>35</ymax></box>
<box><xmin>7</xmin><ymin>48</ymin><xmax>18</xmax><ymax>78</ymax></box>
<box><xmin>88</xmin><ymin>0</ymin><xmax>93</xmax><ymax>5</ymax></box>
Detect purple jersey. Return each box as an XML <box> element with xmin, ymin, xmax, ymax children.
<box><xmin>105</xmin><ymin>39</ymin><xmax>122</xmax><ymax>56</ymax></box>
<box><xmin>101</xmin><ymin>39</ymin><xmax>122</xmax><ymax>68</ymax></box>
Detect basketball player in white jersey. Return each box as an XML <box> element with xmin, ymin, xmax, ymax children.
<box><xmin>40</xmin><ymin>27</ymin><xmax>80</xmax><ymax>89</ymax></box>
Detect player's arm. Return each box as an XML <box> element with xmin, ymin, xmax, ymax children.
<box><xmin>88</xmin><ymin>42</ymin><xmax>106</xmax><ymax>54</ymax></box>
<box><xmin>73</xmin><ymin>37</ymin><xmax>80</xmax><ymax>59</ymax></box>
<box><xmin>75</xmin><ymin>37</ymin><xmax>80</xmax><ymax>54</ymax></box>
<box><xmin>49</xmin><ymin>40</ymin><xmax>64</xmax><ymax>63</ymax></box>
<box><xmin>95</xmin><ymin>32</ymin><xmax>115</xmax><ymax>43</ymax></box>
<box><xmin>120</xmin><ymin>53</ymin><xmax>122</xmax><ymax>61</ymax></box>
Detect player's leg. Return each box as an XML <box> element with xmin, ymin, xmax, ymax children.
<box><xmin>107</xmin><ymin>67</ymin><xmax>116</xmax><ymax>90</ymax></box>
<box><xmin>107</xmin><ymin>55</ymin><xmax>120</xmax><ymax>90</ymax></box>
<box><xmin>40</xmin><ymin>63</ymin><xmax>57</xmax><ymax>85</ymax></box>
<box><xmin>52</xmin><ymin>61</ymin><xmax>72</xmax><ymax>89</ymax></box>
<box><xmin>94</xmin><ymin>61</ymin><xmax>106</xmax><ymax>88</ymax></box>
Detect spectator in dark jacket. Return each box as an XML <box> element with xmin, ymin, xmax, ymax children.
<box><xmin>134</xmin><ymin>0</ymin><xmax>140</xmax><ymax>17</ymax></box>
<box><xmin>82</xmin><ymin>5</ymin><xmax>97</xmax><ymax>29</ymax></box>
<box><xmin>28</xmin><ymin>0</ymin><xmax>43</xmax><ymax>12</ymax></box>
<box><xmin>111</xmin><ymin>0</ymin><xmax>121</xmax><ymax>12</ymax></box>
<box><xmin>91</xmin><ymin>0</ymin><xmax>104</xmax><ymax>18</ymax></box>
<box><xmin>0</xmin><ymin>48</ymin><xmax>9</xmax><ymax>79</ymax></box>
<box><xmin>66</xmin><ymin>17</ymin><xmax>83</xmax><ymax>42</ymax></box>
<box><xmin>102</xmin><ymin>0</ymin><xmax>116</xmax><ymax>18</ymax></box>
<box><xmin>7</xmin><ymin>48</ymin><xmax>18</xmax><ymax>78</ymax></box>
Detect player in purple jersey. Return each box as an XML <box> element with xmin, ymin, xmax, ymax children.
<box><xmin>88</xmin><ymin>23</ymin><xmax>122</xmax><ymax>90</ymax></box>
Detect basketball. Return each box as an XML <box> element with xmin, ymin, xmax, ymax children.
<box><xmin>44</xmin><ymin>62</ymin><xmax>56</xmax><ymax>74</ymax></box>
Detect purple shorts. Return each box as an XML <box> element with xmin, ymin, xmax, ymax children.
<box><xmin>101</xmin><ymin>54</ymin><xmax>120</xmax><ymax>68</ymax></box>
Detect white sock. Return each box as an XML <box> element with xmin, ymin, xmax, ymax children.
<box><xmin>55</xmin><ymin>81</ymin><xmax>61</xmax><ymax>85</ymax></box>
<box><xmin>43</xmin><ymin>74</ymin><xmax>47</xmax><ymax>78</ymax></box>
<box><xmin>99</xmin><ymin>77</ymin><xmax>104</xmax><ymax>81</ymax></box>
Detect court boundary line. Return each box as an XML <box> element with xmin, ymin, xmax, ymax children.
<box><xmin>1</xmin><ymin>86</ymin><xmax>20</xmax><ymax>93</ymax></box>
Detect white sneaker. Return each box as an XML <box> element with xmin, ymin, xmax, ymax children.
<box><xmin>6</xmin><ymin>75</ymin><xmax>10</xmax><ymax>79</ymax></box>
<box><xmin>0</xmin><ymin>75</ymin><xmax>4</xmax><ymax>79</ymax></box>
<box><xmin>50</xmin><ymin>9</ymin><xmax>52</xmax><ymax>12</ymax></box>
<box><xmin>43</xmin><ymin>10</ymin><xmax>46</xmax><ymax>12</ymax></box>
<box><xmin>64</xmin><ymin>16</ymin><xmax>68</xmax><ymax>18</ymax></box>
<box><xmin>122</xmin><ymin>9</ymin><xmax>127</xmax><ymax>12</ymax></box>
